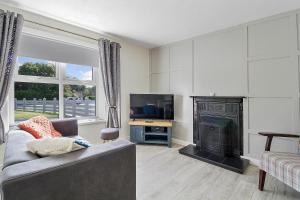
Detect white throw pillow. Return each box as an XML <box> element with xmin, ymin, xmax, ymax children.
<box><xmin>26</xmin><ymin>137</ymin><xmax>83</xmax><ymax>157</ymax></box>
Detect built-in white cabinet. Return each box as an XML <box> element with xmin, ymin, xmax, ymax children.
<box><xmin>150</xmin><ymin>11</ymin><xmax>300</xmax><ymax>160</ymax></box>
<box><xmin>170</xmin><ymin>70</ymin><xmax>192</xmax><ymax>94</ymax></box>
<box><xmin>248</xmin><ymin>58</ymin><xmax>297</xmax><ymax>97</ymax></box>
<box><xmin>193</xmin><ymin>27</ymin><xmax>246</xmax><ymax>96</ymax></box>
<box><xmin>246</xmin><ymin>15</ymin><xmax>299</xmax><ymax>158</ymax></box>
<box><xmin>150</xmin><ymin>40</ymin><xmax>193</xmax><ymax>142</ymax></box>
<box><xmin>150</xmin><ymin>73</ymin><xmax>169</xmax><ymax>93</ymax></box>
<box><xmin>248</xmin><ymin>98</ymin><xmax>294</xmax><ymax>132</ymax></box>
<box><xmin>170</xmin><ymin>40</ymin><xmax>193</xmax><ymax>71</ymax></box>
<box><xmin>150</xmin><ymin>46</ymin><xmax>170</xmax><ymax>93</ymax></box>
<box><xmin>151</xmin><ymin>46</ymin><xmax>169</xmax><ymax>73</ymax></box>
<box><xmin>247</xmin><ymin>16</ymin><xmax>291</xmax><ymax>58</ymax></box>
<box><xmin>297</xmin><ymin>14</ymin><xmax>300</xmax><ymax>50</ymax></box>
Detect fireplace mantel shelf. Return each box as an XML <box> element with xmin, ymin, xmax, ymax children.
<box><xmin>189</xmin><ymin>96</ymin><xmax>246</xmax><ymax>99</ymax></box>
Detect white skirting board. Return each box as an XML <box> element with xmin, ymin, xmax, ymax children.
<box><xmin>241</xmin><ymin>155</ymin><xmax>260</xmax><ymax>167</ymax></box>
<box><xmin>172</xmin><ymin>138</ymin><xmax>191</xmax><ymax>146</ymax></box>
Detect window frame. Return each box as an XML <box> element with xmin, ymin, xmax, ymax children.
<box><xmin>10</xmin><ymin>57</ymin><xmax>99</xmax><ymax>124</ymax></box>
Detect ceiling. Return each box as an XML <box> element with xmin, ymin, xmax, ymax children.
<box><xmin>2</xmin><ymin>0</ymin><xmax>300</xmax><ymax>48</ymax></box>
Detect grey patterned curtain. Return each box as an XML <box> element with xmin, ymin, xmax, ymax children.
<box><xmin>98</xmin><ymin>39</ymin><xmax>121</xmax><ymax>128</ymax></box>
<box><xmin>0</xmin><ymin>11</ymin><xmax>24</xmax><ymax>143</ymax></box>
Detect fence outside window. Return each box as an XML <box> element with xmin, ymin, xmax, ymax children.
<box><xmin>14</xmin><ymin>98</ymin><xmax>96</xmax><ymax>121</ymax></box>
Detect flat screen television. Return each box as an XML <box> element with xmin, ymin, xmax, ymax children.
<box><xmin>130</xmin><ymin>94</ymin><xmax>174</xmax><ymax>120</ymax></box>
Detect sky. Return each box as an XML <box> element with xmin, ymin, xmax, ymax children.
<box><xmin>17</xmin><ymin>56</ymin><xmax>93</xmax><ymax>80</ymax></box>
<box><xmin>65</xmin><ymin>63</ymin><xmax>92</xmax><ymax>80</ymax></box>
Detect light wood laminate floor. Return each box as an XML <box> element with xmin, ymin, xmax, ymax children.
<box><xmin>136</xmin><ymin>144</ymin><xmax>300</xmax><ymax>200</ymax></box>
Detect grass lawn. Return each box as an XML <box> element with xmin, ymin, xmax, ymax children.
<box><xmin>15</xmin><ymin>111</ymin><xmax>58</xmax><ymax>121</ymax></box>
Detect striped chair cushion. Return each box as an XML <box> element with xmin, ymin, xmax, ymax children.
<box><xmin>260</xmin><ymin>151</ymin><xmax>300</xmax><ymax>192</ymax></box>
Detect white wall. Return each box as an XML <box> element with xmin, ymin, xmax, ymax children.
<box><xmin>121</xmin><ymin>42</ymin><xmax>150</xmax><ymax>137</ymax></box>
<box><xmin>150</xmin><ymin>10</ymin><xmax>300</xmax><ymax>160</ymax></box>
<box><xmin>0</xmin><ymin>4</ymin><xmax>150</xmax><ymax>145</ymax></box>
<box><xmin>79</xmin><ymin>122</ymin><xmax>106</xmax><ymax>144</ymax></box>
<box><xmin>151</xmin><ymin>40</ymin><xmax>194</xmax><ymax>142</ymax></box>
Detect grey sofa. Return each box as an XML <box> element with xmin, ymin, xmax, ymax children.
<box><xmin>0</xmin><ymin>119</ymin><xmax>136</xmax><ymax>200</ymax></box>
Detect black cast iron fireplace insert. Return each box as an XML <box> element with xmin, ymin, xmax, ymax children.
<box><xmin>199</xmin><ymin>116</ymin><xmax>232</xmax><ymax>157</ymax></box>
<box><xmin>179</xmin><ymin>96</ymin><xmax>249</xmax><ymax>173</ymax></box>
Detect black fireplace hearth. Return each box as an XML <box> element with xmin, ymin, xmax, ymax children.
<box><xmin>179</xmin><ymin>96</ymin><xmax>249</xmax><ymax>174</ymax></box>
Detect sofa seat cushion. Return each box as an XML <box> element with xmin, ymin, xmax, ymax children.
<box><xmin>68</xmin><ymin>135</ymin><xmax>84</xmax><ymax>140</ymax></box>
<box><xmin>260</xmin><ymin>151</ymin><xmax>300</xmax><ymax>192</ymax></box>
<box><xmin>3</xmin><ymin>130</ymin><xmax>40</xmax><ymax>169</ymax></box>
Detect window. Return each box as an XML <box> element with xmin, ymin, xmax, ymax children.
<box><xmin>13</xmin><ymin>56</ymin><xmax>97</xmax><ymax>122</ymax></box>
<box><xmin>17</xmin><ymin>57</ymin><xmax>56</xmax><ymax>77</ymax></box>
<box><xmin>14</xmin><ymin>82</ymin><xmax>59</xmax><ymax>121</ymax></box>
<box><xmin>64</xmin><ymin>85</ymin><xmax>96</xmax><ymax>118</ymax></box>
<box><xmin>65</xmin><ymin>64</ymin><xmax>93</xmax><ymax>81</ymax></box>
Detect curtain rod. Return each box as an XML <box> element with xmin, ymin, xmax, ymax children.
<box><xmin>24</xmin><ymin>19</ymin><xmax>101</xmax><ymax>42</ymax></box>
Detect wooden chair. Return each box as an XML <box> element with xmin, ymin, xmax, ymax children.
<box><xmin>258</xmin><ymin>132</ymin><xmax>300</xmax><ymax>192</ymax></box>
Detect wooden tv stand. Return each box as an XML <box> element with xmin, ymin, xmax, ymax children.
<box><xmin>128</xmin><ymin>119</ymin><xmax>173</xmax><ymax>147</ymax></box>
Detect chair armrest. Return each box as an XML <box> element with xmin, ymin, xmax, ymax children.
<box><xmin>0</xmin><ymin>140</ymin><xmax>136</xmax><ymax>200</ymax></box>
<box><xmin>259</xmin><ymin>132</ymin><xmax>300</xmax><ymax>138</ymax></box>
<box><xmin>51</xmin><ymin>118</ymin><xmax>78</xmax><ymax>136</ymax></box>
<box><xmin>258</xmin><ymin>132</ymin><xmax>300</xmax><ymax>151</ymax></box>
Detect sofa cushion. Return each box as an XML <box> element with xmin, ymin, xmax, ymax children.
<box><xmin>26</xmin><ymin>137</ymin><xmax>90</xmax><ymax>157</ymax></box>
<box><xmin>3</xmin><ymin>130</ymin><xmax>40</xmax><ymax>169</ymax></box>
<box><xmin>18</xmin><ymin>116</ymin><xmax>62</xmax><ymax>139</ymax></box>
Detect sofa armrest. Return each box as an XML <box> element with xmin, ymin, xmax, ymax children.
<box><xmin>51</xmin><ymin>118</ymin><xmax>78</xmax><ymax>136</ymax></box>
<box><xmin>0</xmin><ymin>140</ymin><xmax>136</xmax><ymax>200</ymax></box>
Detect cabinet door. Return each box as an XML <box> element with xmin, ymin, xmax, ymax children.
<box><xmin>130</xmin><ymin>126</ymin><xmax>136</xmax><ymax>142</ymax></box>
<box><xmin>130</xmin><ymin>126</ymin><xmax>144</xmax><ymax>143</ymax></box>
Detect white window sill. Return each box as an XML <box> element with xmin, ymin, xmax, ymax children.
<box><xmin>78</xmin><ymin>118</ymin><xmax>106</xmax><ymax>125</ymax></box>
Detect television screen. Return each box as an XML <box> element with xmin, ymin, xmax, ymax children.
<box><xmin>130</xmin><ymin>94</ymin><xmax>174</xmax><ymax>120</ymax></box>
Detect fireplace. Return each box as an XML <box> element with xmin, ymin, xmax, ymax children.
<box><xmin>179</xmin><ymin>96</ymin><xmax>249</xmax><ymax>173</ymax></box>
<box><xmin>199</xmin><ymin>116</ymin><xmax>232</xmax><ymax>157</ymax></box>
